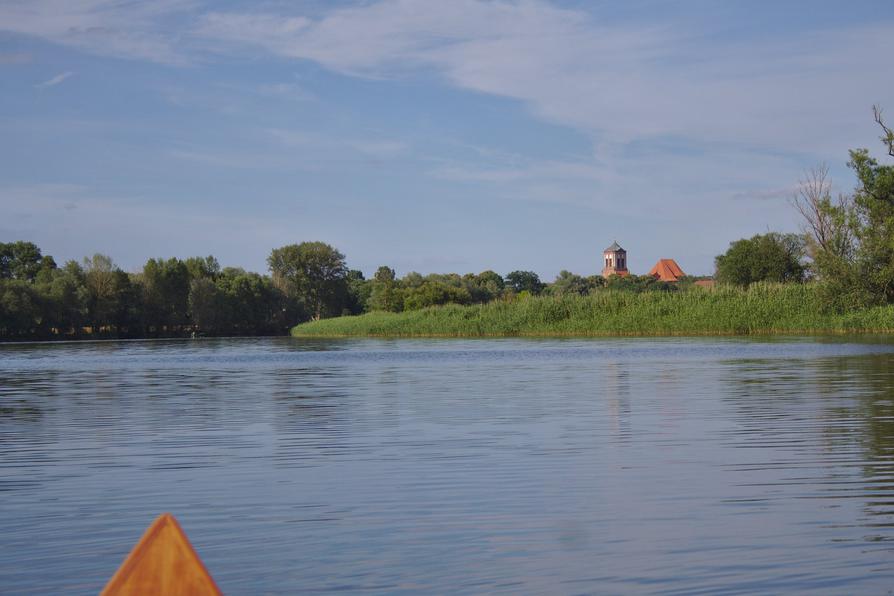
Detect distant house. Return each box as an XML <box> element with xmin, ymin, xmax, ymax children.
<box><xmin>602</xmin><ymin>241</ymin><xmax>630</xmax><ymax>278</ymax></box>
<box><xmin>648</xmin><ymin>259</ymin><xmax>685</xmax><ymax>282</ymax></box>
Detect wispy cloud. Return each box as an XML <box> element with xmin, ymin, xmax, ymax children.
<box><xmin>347</xmin><ymin>139</ymin><xmax>407</xmax><ymax>159</ymax></box>
<box><xmin>0</xmin><ymin>52</ymin><xmax>33</xmax><ymax>65</ymax></box>
<box><xmin>0</xmin><ymin>0</ymin><xmax>196</xmax><ymax>64</ymax></box>
<box><xmin>267</xmin><ymin>127</ymin><xmax>409</xmax><ymax>161</ymax></box>
<box><xmin>266</xmin><ymin>128</ymin><xmax>314</xmax><ymax>147</ymax></box>
<box><xmin>5</xmin><ymin>1</ymin><xmax>892</xmax><ymax>156</ymax></box>
<box><xmin>430</xmin><ymin>158</ymin><xmax>603</xmax><ymax>184</ymax></box>
<box><xmin>256</xmin><ymin>82</ymin><xmax>314</xmax><ymax>102</ymax></box>
<box><xmin>0</xmin><ymin>182</ymin><xmax>293</xmax><ymax>272</ymax></box>
<box><xmin>195</xmin><ymin>1</ymin><xmax>894</xmax><ymax>157</ymax></box>
<box><xmin>4</xmin><ymin>1</ymin><xmax>894</xmax><ymax>275</ymax></box>
<box><xmin>35</xmin><ymin>71</ymin><xmax>74</xmax><ymax>88</ymax></box>
<box><xmin>731</xmin><ymin>186</ymin><xmax>798</xmax><ymax>202</ymax></box>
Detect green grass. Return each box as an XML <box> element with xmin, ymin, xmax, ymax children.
<box><xmin>292</xmin><ymin>283</ymin><xmax>894</xmax><ymax>337</ymax></box>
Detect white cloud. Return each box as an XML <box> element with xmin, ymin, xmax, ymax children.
<box><xmin>197</xmin><ymin>12</ymin><xmax>312</xmax><ymax>53</ymax></box>
<box><xmin>35</xmin><ymin>71</ymin><xmax>74</xmax><ymax>88</ymax></box>
<box><xmin>4</xmin><ymin>0</ymin><xmax>893</xmax><ymax>275</ymax></box>
<box><xmin>195</xmin><ymin>1</ymin><xmax>894</xmax><ymax>158</ymax></box>
<box><xmin>196</xmin><ymin>1</ymin><xmax>598</xmax><ymax>77</ymax></box>
<box><xmin>6</xmin><ymin>0</ymin><xmax>892</xmax><ymax>157</ymax></box>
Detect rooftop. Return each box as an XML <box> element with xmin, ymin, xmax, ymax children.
<box><xmin>604</xmin><ymin>241</ymin><xmax>625</xmax><ymax>253</ymax></box>
<box><xmin>648</xmin><ymin>259</ymin><xmax>686</xmax><ymax>282</ymax></box>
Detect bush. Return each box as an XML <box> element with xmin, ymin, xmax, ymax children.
<box><xmin>715</xmin><ymin>233</ymin><xmax>806</xmax><ymax>286</ymax></box>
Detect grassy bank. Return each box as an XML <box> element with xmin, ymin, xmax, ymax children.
<box><xmin>291</xmin><ymin>283</ymin><xmax>894</xmax><ymax>337</ymax></box>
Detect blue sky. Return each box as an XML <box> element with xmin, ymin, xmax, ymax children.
<box><xmin>2</xmin><ymin>0</ymin><xmax>893</xmax><ymax>278</ymax></box>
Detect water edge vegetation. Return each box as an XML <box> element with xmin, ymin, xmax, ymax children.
<box><xmin>291</xmin><ymin>283</ymin><xmax>894</xmax><ymax>337</ymax></box>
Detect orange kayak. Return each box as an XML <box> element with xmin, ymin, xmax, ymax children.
<box><xmin>101</xmin><ymin>513</ymin><xmax>221</xmax><ymax>595</ymax></box>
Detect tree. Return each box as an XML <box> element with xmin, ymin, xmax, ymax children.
<box><xmin>189</xmin><ymin>277</ymin><xmax>227</xmax><ymax>333</ymax></box>
<box><xmin>37</xmin><ymin>260</ymin><xmax>87</xmax><ymax>334</ymax></box>
<box><xmin>403</xmin><ymin>281</ymin><xmax>471</xmax><ymax>310</ymax></box>
<box><xmin>505</xmin><ymin>270</ymin><xmax>544</xmax><ymax>295</ymax></box>
<box><xmin>344</xmin><ymin>269</ymin><xmax>370</xmax><ymax>315</ymax></box>
<box><xmin>374</xmin><ymin>266</ymin><xmax>396</xmax><ymax>284</ymax></box>
<box><xmin>216</xmin><ymin>269</ymin><xmax>295</xmax><ymax>334</ymax></box>
<box><xmin>467</xmin><ymin>270</ymin><xmax>504</xmax><ymax>303</ymax></box>
<box><xmin>110</xmin><ymin>270</ymin><xmax>141</xmax><ymax>335</ymax></box>
<box><xmin>0</xmin><ymin>241</ymin><xmax>55</xmax><ymax>281</ymax></box>
<box><xmin>715</xmin><ymin>233</ymin><xmax>807</xmax><ymax>286</ymax></box>
<box><xmin>142</xmin><ymin>257</ymin><xmax>191</xmax><ymax>331</ymax></box>
<box><xmin>874</xmin><ymin>105</ymin><xmax>894</xmax><ymax>158</ymax></box>
<box><xmin>801</xmin><ymin>108</ymin><xmax>894</xmax><ymax>309</ymax></box>
<box><xmin>402</xmin><ymin>271</ymin><xmax>424</xmax><ymax>288</ymax></box>
<box><xmin>368</xmin><ymin>266</ymin><xmax>403</xmax><ymax>312</ymax></box>
<box><xmin>605</xmin><ymin>274</ymin><xmax>674</xmax><ymax>293</ymax></box>
<box><xmin>184</xmin><ymin>256</ymin><xmax>220</xmax><ymax>281</ymax></box>
<box><xmin>790</xmin><ymin>163</ymin><xmax>855</xmax><ymax>266</ymax></box>
<box><xmin>585</xmin><ymin>275</ymin><xmax>606</xmax><ymax>290</ymax></box>
<box><xmin>0</xmin><ymin>280</ymin><xmax>40</xmax><ymax>337</ymax></box>
<box><xmin>268</xmin><ymin>242</ymin><xmax>348</xmax><ymax>320</ymax></box>
<box><xmin>83</xmin><ymin>254</ymin><xmax>119</xmax><ymax>331</ymax></box>
<box><xmin>839</xmin><ymin>143</ymin><xmax>894</xmax><ymax>304</ymax></box>
<box><xmin>550</xmin><ymin>270</ymin><xmax>589</xmax><ymax>296</ymax></box>
<box><xmin>476</xmin><ymin>270</ymin><xmax>505</xmax><ymax>291</ymax></box>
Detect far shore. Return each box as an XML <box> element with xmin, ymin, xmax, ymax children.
<box><xmin>291</xmin><ymin>285</ymin><xmax>894</xmax><ymax>338</ymax></box>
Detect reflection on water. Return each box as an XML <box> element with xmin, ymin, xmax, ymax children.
<box><xmin>2</xmin><ymin>337</ymin><xmax>894</xmax><ymax>593</ymax></box>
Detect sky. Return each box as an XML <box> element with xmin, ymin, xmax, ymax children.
<box><xmin>2</xmin><ymin>0</ymin><xmax>893</xmax><ymax>278</ymax></box>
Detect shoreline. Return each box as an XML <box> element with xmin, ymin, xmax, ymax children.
<box><xmin>290</xmin><ymin>329</ymin><xmax>894</xmax><ymax>338</ymax></box>
<box><xmin>290</xmin><ymin>285</ymin><xmax>894</xmax><ymax>338</ymax></box>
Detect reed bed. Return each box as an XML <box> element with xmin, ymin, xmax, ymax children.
<box><xmin>292</xmin><ymin>283</ymin><xmax>894</xmax><ymax>337</ymax></box>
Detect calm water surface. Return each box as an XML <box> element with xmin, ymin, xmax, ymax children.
<box><xmin>2</xmin><ymin>337</ymin><xmax>894</xmax><ymax>594</ymax></box>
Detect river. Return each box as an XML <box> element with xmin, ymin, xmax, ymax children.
<box><xmin>2</xmin><ymin>337</ymin><xmax>894</xmax><ymax>594</ymax></box>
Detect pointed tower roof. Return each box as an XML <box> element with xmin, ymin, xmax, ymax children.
<box><xmin>604</xmin><ymin>241</ymin><xmax>625</xmax><ymax>253</ymax></box>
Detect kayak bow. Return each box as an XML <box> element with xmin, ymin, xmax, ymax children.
<box><xmin>101</xmin><ymin>513</ymin><xmax>221</xmax><ymax>595</ymax></box>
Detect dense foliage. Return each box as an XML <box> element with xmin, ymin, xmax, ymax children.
<box><xmin>268</xmin><ymin>242</ymin><xmax>349</xmax><ymax>320</ymax></box>
<box><xmin>714</xmin><ymin>233</ymin><xmax>807</xmax><ymax>287</ymax></box>
<box><xmin>0</xmin><ymin>242</ymin><xmax>295</xmax><ymax>339</ymax></box>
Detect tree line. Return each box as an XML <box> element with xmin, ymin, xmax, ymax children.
<box><xmin>1</xmin><ymin>239</ymin><xmax>706</xmax><ymax>340</ymax></box>
<box><xmin>0</xmin><ymin>247</ymin><xmax>298</xmax><ymax>340</ymax></box>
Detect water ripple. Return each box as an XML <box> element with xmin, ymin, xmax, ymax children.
<box><xmin>2</xmin><ymin>336</ymin><xmax>894</xmax><ymax>593</ymax></box>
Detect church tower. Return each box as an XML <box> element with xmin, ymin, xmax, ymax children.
<box><xmin>602</xmin><ymin>241</ymin><xmax>629</xmax><ymax>278</ymax></box>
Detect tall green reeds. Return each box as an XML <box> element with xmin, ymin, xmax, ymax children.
<box><xmin>291</xmin><ymin>283</ymin><xmax>894</xmax><ymax>337</ymax></box>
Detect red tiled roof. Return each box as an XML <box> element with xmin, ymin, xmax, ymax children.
<box><xmin>648</xmin><ymin>259</ymin><xmax>685</xmax><ymax>282</ymax></box>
